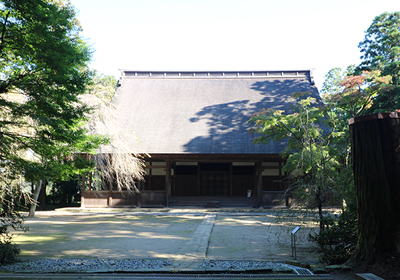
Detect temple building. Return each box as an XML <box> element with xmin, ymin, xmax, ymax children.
<box><xmin>81</xmin><ymin>70</ymin><xmax>320</xmax><ymax>208</ymax></box>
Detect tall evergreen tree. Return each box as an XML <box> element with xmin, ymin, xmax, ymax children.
<box><xmin>0</xmin><ymin>0</ymin><xmax>105</xmax><ymax>180</ymax></box>
<box><xmin>350</xmin><ymin>11</ymin><xmax>400</xmax><ymax>264</ymax></box>
<box><xmin>1</xmin><ymin>0</ymin><xmax>106</xmax><ymax>220</ymax></box>
<box><xmin>358</xmin><ymin>11</ymin><xmax>400</xmax><ymax>111</ymax></box>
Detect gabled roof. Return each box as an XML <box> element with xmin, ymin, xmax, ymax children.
<box><xmin>114</xmin><ymin>70</ymin><xmax>320</xmax><ymax>155</ymax></box>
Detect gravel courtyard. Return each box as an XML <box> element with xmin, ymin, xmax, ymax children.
<box><xmin>10</xmin><ymin>209</ymin><xmax>320</xmax><ymax>263</ymax></box>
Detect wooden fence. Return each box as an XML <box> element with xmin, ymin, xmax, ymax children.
<box><xmin>81</xmin><ymin>190</ymin><xmax>166</xmax><ymax>208</ymax></box>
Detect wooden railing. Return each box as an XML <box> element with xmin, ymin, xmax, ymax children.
<box><xmin>82</xmin><ymin>191</ymin><xmax>140</xmax><ymax>208</ymax></box>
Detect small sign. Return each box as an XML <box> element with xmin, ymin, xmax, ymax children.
<box><xmin>291</xmin><ymin>226</ymin><xmax>301</xmax><ymax>260</ymax></box>
<box><xmin>292</xmin><ymin>226</ymin><xmax>300</xmax><ymax>234</ymax></box>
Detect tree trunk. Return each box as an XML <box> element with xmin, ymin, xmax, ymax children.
<box><xmin>38</xmin><ymin>181</ymin><xmax>46</xmax><ymax>210</ymax></box>
<box><xmin>29</xmin><ymin>180</ymin><xmax>43</xmax><ymax>218</ymax></box>
<box><xmin>349</xmin><ymin>112</ymin><xmax>400</xmax><ymax>263</ymax></box>
<box><xmin>318</xmin><ymin>201</ymin><xmax>324</xmax><ymax>232</ymax></box>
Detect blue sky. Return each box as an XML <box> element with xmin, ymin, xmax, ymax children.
<box><xmin>72</xmin><ymin>0</ymin><xmax>399</xmax><ymax>91</ymax></box>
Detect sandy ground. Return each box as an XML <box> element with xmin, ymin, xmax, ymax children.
<box><xmin>14</xmin><ymin>214</ymin><xmax>203</xmax><ymax>259</ymax></box>
<box><xmin>208</xmin><ymin>214</ymin><xmax>319</xmax><ymax>262</ymax></box>
<box><xmin>12</xmin><ymin>211</ymin><xmax>320</xmax><ymax>264</ymax></box>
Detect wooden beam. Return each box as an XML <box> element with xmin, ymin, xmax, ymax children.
<box><xmin>261</xmin><ymin>166</ymin><xmax>282</xmax><ymax>170</ymax></box>
<box><xmin>145</xmin><ymin>166</ymin><xmax>167</xmax><ymax>169</ymax></box>
<box><xmin>146</xmin><ymin>153</ymin><xmax>284</xmax><ymax>162</ymax></box>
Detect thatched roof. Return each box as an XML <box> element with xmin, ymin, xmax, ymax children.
<box><xmin>114</xmin><ymin>70</ymin><xmax>320</xmax><ymax>155</ymax></box>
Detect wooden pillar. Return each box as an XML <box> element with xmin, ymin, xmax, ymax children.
<box><xmin>197</xmin><ymin>163</ymin><xmax>201</xmax><ymax>195</ymax></box>
<box><xmin>279</xmin><ymin>161</ymin><xmax>282</xmax><ymax>190</ymax></box>
<box><xmin>229</xmin><ymin>163</ymin><xmax>233</xmax><ymax>196</ymax></box>
<box><xmin>165</xmin><ymin>161</ymin><xmax>171</xmax><ymax>207</ymax></box>
<box><xmin>88</xmin><ymin>172</ymin><xmax>92</xmax><ymax>191</ymax></box>
<box><xmin>81</xmin><ymin>173</ymin><xmax>86</xmax><ymax>208</ymax></box>
<box><xmin>108</xmin><ymin>192</ymin><xmax>112</xmax><ymax>208</ymax></box>
<box><xmin>171</xmin><ymin>162</ymin><xmax>176</xmax><ymax>196</ymax></box>
<box><xmin>349</xmin><ymin>112</ymin><xmax>400</xmax><ymax>263</ymax></box>
<box><xmin>256</xmin><ymin>162</ymin><xmax>263</xmax><ymax>206</ymax></box>
<box><xmin>137</xmin><ymin>180</ymin><xmax>142</xmax><ymax>208</ymax></box>
<box><xmin>108</xmin><ymin>177</ymin><xmax>112</xmax><ymax>208</ymax></box>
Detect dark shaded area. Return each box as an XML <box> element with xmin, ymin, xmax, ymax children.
<box><xmin>184</xmin><ymin>79</ymin><xmax>319</xmax><ymax>154</ymax></box>
<box><xmin>46</xmin><ymin>178</ymin><xmax>81</xmax><ymax>206</ymax></box>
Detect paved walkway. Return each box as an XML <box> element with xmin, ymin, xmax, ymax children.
<box><xmin>171</xmin><ymin>214</ymin><xmax>216</xmax><ymax>270</ymax></box>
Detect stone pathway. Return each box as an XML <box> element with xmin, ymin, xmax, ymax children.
<box><xmin>171</xmin><ymin>214</ymin><xmax>216</xmax><ymax>270</ymax></box>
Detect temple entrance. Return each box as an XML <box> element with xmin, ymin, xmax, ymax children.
<box><xmin>172</xmin><ymin>161</ymin><xmax>259</xmax><ymax>197</ymax></box>
<box><xmin>199</xmin><ymin>163</ymin><xmax>230</xmax><ymax>196</ymax></box>
<box><xmin>82</xmin><ymin>158</ymin><xmax>287</xmax><ymax>208</ymax></box>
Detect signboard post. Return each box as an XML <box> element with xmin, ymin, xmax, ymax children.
<box><xmin>291</xmin><ymin>226</ymin><xmax>300</xmax><ymax>259</ymax></box>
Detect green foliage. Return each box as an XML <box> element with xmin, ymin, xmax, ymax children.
<box><xmin>358</xmin><ymin>12</ymin><xmax>400</xmax><ymax>112</ymax></box>
<box><xmin>0</xmin><ymin>177</ymin><xmax>28</xmax><ymax>264</ymax></box>
<box><xmin>0</xmin><ymin>0</ymin><xmax>109</xmax><ymax>218</ymax></box>
<box><xmin>250</xmin><ymin>11</ymin><xmax>400</xmax><ymax>263</ymax></box>
<box><xmin>321</xmin><ymin>65</ymin><xmax>356</xmax><ymax>101</ymax></box>
<box><xmin>0</xmin><ymin>234</ymin><xmax>20</xmax><ymax>264</ymax></box>
<box><xmin>325</xmin><ymin>70</ymin><xmax>393</xmax><ymax>117</ymax></box>
<box><xmin>249</xmin><ymin>67</ymin><xmax>392</xmax><ymax>261</ymax></box>
<box><xmin>46</xmin><ymin>178</ymin><xmax>81</xmax><ymax>205</ymax></box>
<box><xmin>249</xmin><ymin>93</ymin><xmax>352</xmax><ymax>228</ymax></box>
<box><xmin>0</xmin><ymin>0</ymin><xmax>112</xmax><ymax>221</ymax></box>
<box><xmin>86</xmin><ymin>70</ymin><xmax>118</xmax><ymax>103</ymax></box>
<box><xmin>359</xmin><ymin>12</ymin><xmax>400</xmax><ymax>73</ymax></box>
<box><xmin>308</xmin><ymin>209</ymin><xmax>358</xmax><ymax>264</ymax></box>
<box><xmin>248</xmin><ymin>67</ymin><xmax>391</xmax><ymax>232</ymax></box>
<box><xmin>0</xmin><ymin>0</ymin><xmax>107</xmax><ymax>184</ymax></box>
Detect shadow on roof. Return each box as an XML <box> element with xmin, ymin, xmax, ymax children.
<box><xmin>183</xmin><ymin>79</ymin><xmax>320</xmax><ymax>154</ymax></box>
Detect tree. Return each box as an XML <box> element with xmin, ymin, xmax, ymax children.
<box><xmin>249</xmin><ymin>93</ymin><xmax>351</xmax><ymax>232</ymax></box>
<box><xmin>350</xmin><ymin>111</ymin><xmax>400</xmax><ymax>264</ymax></box>
<box><xmin>326</xmin><ymin>70</ymin><xmax>393</xmax><ymax>117</ymax></box>
<box><xmin>312</xmin><ymin>70</ymin><xmax>393</xmax><ymax>264</ymax></box>
<box><xmin>358</xmin><ymin>11</ymin><xmax>400</xmax><ymax>111</ymax></box>
<box><xmin>249</xmin><ymin>69</ymin><xmax>390</xmax><ymax>230</ymax></box>
<box><xmin>1</xmin><ymin>0</ymin><xmax>106</xmax><ymax>238</ymax></box>
<box><xmin>33</xmin><ymin>70</ymin><xmax>146</xmax><ymax>208</ymax></box>
<box><xmin>80</xmin><ymin>71</ymin><xmax>145</xmax><ymax>193</ymax></box>
<box><xmin>347</xmin><ymin>11</ymin><xmax>400</xmax><ymax>264</ymax></box>
<box><xmin>321</xmin><ymin>65</ymin><xmax>356</xmax><ymax>101</ymax></box>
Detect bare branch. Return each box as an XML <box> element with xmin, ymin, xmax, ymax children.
<box><xmin>80</xmin><ymin>92</ymin><xmax>145</xmax><ymax>192</ymax></box>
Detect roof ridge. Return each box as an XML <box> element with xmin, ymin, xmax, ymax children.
<box><xmin>120</xmin><ymin>70</ymin><xmax>312</xmax><ymax>79</ymax></box>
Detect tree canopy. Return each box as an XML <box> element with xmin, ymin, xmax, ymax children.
<box><xmin>358</xmin><ymin>11</ymin><xmax>400</xmax><ymax>111</ymax></box>
<box><xmin>0</xmin><ymin>0</ymin><xmax>105</xmax><ymax>183</ymax></box>
<box><xmin>0</xmin><ymin>0</ymin><xmax>108</xmax><ymax>243</ymax></box>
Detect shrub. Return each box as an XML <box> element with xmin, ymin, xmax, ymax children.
<box><xmin>309</xmin><ymin>209</ymin><xmax>358</xmax><ymax>264</ymax></box>
<box><xmin>0</xmin><ymin>234</ymin><xmax>21</xmax><ymax>264</ymax></box>
<box><xmin>0</xmin><ymin>182</ymin><xmax>28</xmax><ymax>264</ymax></box>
